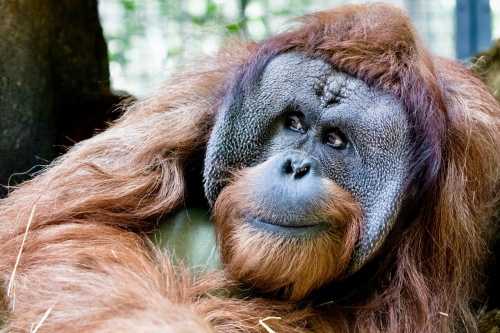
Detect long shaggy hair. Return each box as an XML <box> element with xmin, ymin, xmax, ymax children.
<box><xmin>0</xmin><ymin>4</ymin><xmax>499</xmax><ymax>333</ymax></box>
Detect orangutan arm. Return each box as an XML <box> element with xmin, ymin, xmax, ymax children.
<box><xmin>0</xmin><ymin>61</ymin><xmax>223</xmax><ymax>332</ymax></box>
<box><xmin>0</xmin><ymin>221</ymin><xmax>213</xmax><ymax>332</ymax></box>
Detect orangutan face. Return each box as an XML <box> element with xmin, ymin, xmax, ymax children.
<box><xmin>204</xmin><ymin>52</ymin><xmax>412</xmax><ymax>299</ymax></box>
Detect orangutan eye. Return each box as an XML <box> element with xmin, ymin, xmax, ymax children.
<box><xmin>285</xmin><ymin>113</ymin><xmax>306</xmax><ymax>134</ymax></box>
<box><xmin>324</xmin><ymin>129</ymin><xmax>347</xmax><ymax>149</ymax></box>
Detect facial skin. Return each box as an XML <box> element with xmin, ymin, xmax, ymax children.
<box><xmin>204</xmin><ymin>52</ymin><xmax>413</xmax><ymax>282</ymax></box>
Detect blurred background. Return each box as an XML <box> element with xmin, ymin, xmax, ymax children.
<box><xmin>99</xmin><ymin>0</ymin><xmax>500</xmax><ymax>95</ymax></box>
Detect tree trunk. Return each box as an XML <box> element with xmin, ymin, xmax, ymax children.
<box><xmin>0</xmin><ymin>0</ymin><xmax>124</xmax><ymax>195</ymax></box>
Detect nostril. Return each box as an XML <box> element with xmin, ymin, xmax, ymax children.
<box><xmin>294</xmin><ymin>162</ymin><xmax>311</xmax><ymax>179</ymax></box>
<box><xmin>282</xmin><ymin>158</ymin><xmax>294</xmax><ymax>175</ymax></box>
<box><xmin>281</xmin><ymin>155</ymin><xmax>317</xmax><ymax>179</ymax></box>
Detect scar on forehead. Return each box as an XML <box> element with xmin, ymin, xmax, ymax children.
<box><xmin>313</xmin><ymin>74</ymin><xmax>349</xmax><ymax>108</ymax></box>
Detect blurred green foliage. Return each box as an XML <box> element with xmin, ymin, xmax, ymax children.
<box><xmin>100</xmin><ymin>0</ymin><xmax>329</xmax><ymax>94</ymax></box>
<box><xmin>99</xmin><ymin>0</ymin><xmax>500</xmax><ymax>95</ymax></box>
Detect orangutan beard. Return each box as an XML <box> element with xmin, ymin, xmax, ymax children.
<box><xmin>212</xmin><ymin>166</ymin><xmax>361</xmax><ymax>301</ymax></box>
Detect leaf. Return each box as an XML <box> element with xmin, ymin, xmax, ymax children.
<box><xmin>120</xmin><ymin>0</ymin><xmax>136</xmax><ymax>12</ymax></box>
<box><xmin>226</xmin><ymin>22</ymin><xmax>242</xmax><ymax>33</ymax></box>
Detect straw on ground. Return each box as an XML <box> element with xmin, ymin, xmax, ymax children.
<box><xmin>7</xmin><ymin>205</ymin><xmax>37</xmax><ymax>302</ymax></box>
<box><xmin>258</xmin><ymin>316</ymin><xmax>282</xmax><ymax>333</ymax></box>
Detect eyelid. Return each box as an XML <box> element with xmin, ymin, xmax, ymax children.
<box><xmin>288</xmin><ymin>120</ymin><xmax>306</xmax><ymax>134</ymax></box>
<box><xmin>318</xmin><ymin>117</ymin><xmax>360</xmax><ymax>155</ymax></box>
<box><xmin>323</xmin><ymin>127</ymin><xmax>349</xmax><ymax>149</ymax></box>
<box><xmin>284</xmin><ymin>110</ymin><xmax>307</xmax><ymax>133</ymax></box>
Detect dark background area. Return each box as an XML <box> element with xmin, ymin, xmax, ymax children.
<box><xmin>0</xmin><ymin>1</ymin><xmax>127</xmax><ymax>194</ymax></box>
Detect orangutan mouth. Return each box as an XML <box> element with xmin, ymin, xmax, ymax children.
<box><xmin>247</xmin><ymin>216</ymin><xmax>329</xmax><ymax>238</ymax></box>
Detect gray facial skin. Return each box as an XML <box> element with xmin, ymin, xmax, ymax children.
<box><xmin>204</xmin><ymin>52</ymin><xmax>413</xmax><ymax>272</ymax></box>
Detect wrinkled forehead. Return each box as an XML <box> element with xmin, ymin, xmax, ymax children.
<box><xmin>256</xmin><ymin>52</ymin><xmax>408</xmax><ymax>136</ymax></box>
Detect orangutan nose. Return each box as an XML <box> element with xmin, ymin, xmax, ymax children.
<box><xmin>281</xmin><ymin>154</ymin><xmax>318</xmax><ymax>180</ymax></box>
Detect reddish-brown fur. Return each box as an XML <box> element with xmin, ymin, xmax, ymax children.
<box><xmin>0</xmin><ymin>4</ymin><xmax>499</xmax><ymax>332</ymax></box>
<box><xmin>213</xmin><ymin>165</ymin><xmax>361</xmax><ymax>301</ymax></box>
